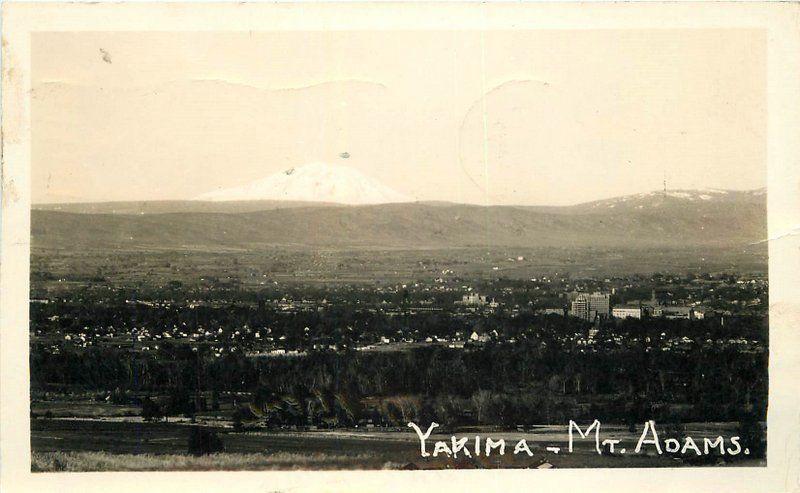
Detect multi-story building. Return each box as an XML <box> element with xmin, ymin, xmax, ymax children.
<box><xmin>570</xmin><ymin>292</ymin><xmax>610</xmax><ymax>321</ymax></box>
<box><xmin>459</xmin><ymin>293</ymin><xmax>487</xmax><ymax>306</ymax></box>
<box><xmin>660</xmin><ymin>306</ymin><xmax>694</xmax><ymax>320</ymax></box>
<box><xmin>536</xmin><ymin>307</ymin><xmax>566</xmax><ymax>316</ymax></box>
<box><xmin>612</xmin><ymin>305</ymin><xmax>643</xmax><ymax>319</ymax></box>
<box><xmin>571</xmin><ymin>297</ymin><xmax>590</xmax><ymax>320</ymax></box>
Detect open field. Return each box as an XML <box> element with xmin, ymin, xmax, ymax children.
<box><xmin>30</xmin><ymin>418</ymin><xmax>764</xmax><ymax>471</ymax></box>
<box><xmin>30</xmin><ymin>401</ymin><xmax>140</xmax><ymax>419</ymax></box>
<box><xmin>31</xmin><ymin>245</ymin><xmax>767</xmax><ymax>289</ymax></box>
<box><xmin>31</xmin><ymin>451</ymin><xmax>387</xmax><ymax>472</ymax></box>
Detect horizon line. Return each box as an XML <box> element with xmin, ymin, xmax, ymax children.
<box><xmin>31</xmin><ymin>186</ymin><xmax>767</xmax><ymax>209</ymax></box>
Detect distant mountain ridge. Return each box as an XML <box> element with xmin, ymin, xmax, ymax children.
<box><xmin>32</xmin><ymin>199</ymin><xmax>337</xmax><ymax>215</ymax></box>
<box><xmin>34</xmin><ymin>187</ymin><xmax>765</xmax><ymax>214</ymax></box>
<box><xmin>573</xmin><ymin>188</ymin><xmax>766</xmax><ymax>212</ymax></box>
<box><xmin>31</xmin><ymin>188</ymin><xmax>766</xmax><ymax>251</ymax></box>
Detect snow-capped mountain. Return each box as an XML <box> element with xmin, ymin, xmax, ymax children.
<box><xmin>195</xmin><ymin>162</ymin><xmax>412</xmax><ymax>205</ymax></box>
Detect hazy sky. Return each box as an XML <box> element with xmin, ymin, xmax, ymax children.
<box><xmin>32</xmin><ymin>30</ymin><xmax>765</xmax><ymax>206</ymax></box>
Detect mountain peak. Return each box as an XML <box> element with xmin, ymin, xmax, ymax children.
<box><xmin>195</xmin><ymin>162</ymin><xmax>412</xmax><ymax>205</ymax></box>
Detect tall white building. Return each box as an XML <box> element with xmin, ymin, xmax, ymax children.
<box><xmin>570</xmin><ymin>292</ymin><xmax>610</xmax><ymax>321</ymax></box>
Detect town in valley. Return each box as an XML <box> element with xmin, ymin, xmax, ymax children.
<box><xmin>30</xmin><ymin>237</ymin><xmax>768</xmax><ymax>470</ymax></box>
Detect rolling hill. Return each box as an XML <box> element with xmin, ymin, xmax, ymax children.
<box><xmin>31</xmin><ymin>189</ymin><xmax>766</xmax><ymax>251</ymax></box>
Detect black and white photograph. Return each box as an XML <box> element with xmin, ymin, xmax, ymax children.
<box><xmin>2</xmin><ymin>2</ymin><xmax>800</xmax><ymax>492</ymax></box>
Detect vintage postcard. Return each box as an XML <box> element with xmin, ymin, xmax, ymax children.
<box><xmin>2</xmin><ymin>2</ymin><xmax>800</xmax><ymax>492</ymax></box>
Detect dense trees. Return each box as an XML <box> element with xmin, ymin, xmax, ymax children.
<box><xmin>32</xmin><ymin>337</ymin><xmax>767</xmax><ymax>427</ymax></box>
